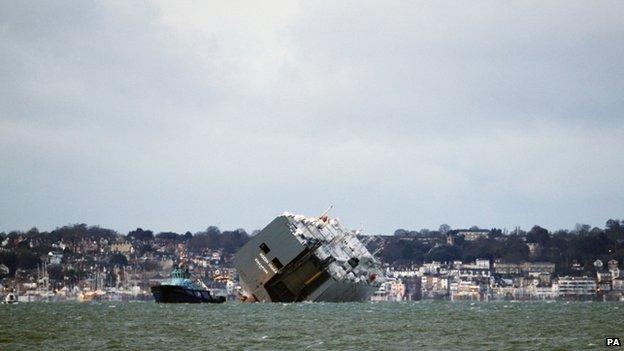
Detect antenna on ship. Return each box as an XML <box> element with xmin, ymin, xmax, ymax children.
<box><xmin>319</xmin><ymin>205</ymin><xmax>333</xmax><ymax>222</ymax></box>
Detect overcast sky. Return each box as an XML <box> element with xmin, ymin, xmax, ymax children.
<box><xmin>1</xmin><ymin>1</ymin><xmax>623</xmax><ymax>235</ymax></box>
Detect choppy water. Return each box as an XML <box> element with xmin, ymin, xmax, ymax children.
<box><xmin>1</xmin><ymin>301</ymin><xmax>622</xmax><ymax>350</ymax></box>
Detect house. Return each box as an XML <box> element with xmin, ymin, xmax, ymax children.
<box><xmin>47</xmin><ymin>251</ymin><xmax>63</xmax><ymax>265</ymax></box>
<box><xmin>452</xmin><ymin>229</ymin><xmax>490</xmax><ymax>241</ymax></box>
<box><xmin>110</xmin><ymin>242</ymin><xmax>134</xmax><ymax>255</ymax></box>
<box><xmin>557</xmin><ymin>276</ymin><xmax>596</xmax><ymax>300</ymax></box>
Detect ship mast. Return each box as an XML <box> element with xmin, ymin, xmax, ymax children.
<box><xmin>319</xmin><ymin>205</ymin><xmax>333</xmax><ymax>220</ymax></box>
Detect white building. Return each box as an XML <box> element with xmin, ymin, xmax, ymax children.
<box><xmin>557</xmin><ymin>276</ymin><xmax>596</xmax><ymax>299</ymax></box>
<box><xmin>419</xmin><ymin>261</ymin><xmax>442</xmax><ymax>275</ymax></box>
<box><xmin>608</xmin><ymin>259</ymin><xmax>620</xmax><ymax>278</ymax></box>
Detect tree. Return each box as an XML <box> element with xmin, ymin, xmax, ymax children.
<box><xmin>394</xmin><ymin>229</ymin><xmax>409</xmax><ymax>236</ymax></box>
<box><xmin>141</xmin><ymin>259</ymin><xmax>160</xmax><ymax>271</ymax></box>
<box><xmin>128</xmin><ymin>228</ymin><xmax>154</xmax><ymax>242</ymax></box>
<box><xmin>206</xmin><ymin>226</ymin><xmax>221</xmax><ymax>236</ymax></box>
<box><xmin>379</xmin><ymin>237</ymin><xmax>426</xmax><ymax>266</ymax></box>
<box><xmin>461</xmin><ymin>238</ymin><xmax>499</xmax><ymax>262</ymax></box>
<box><xmin>500</xmin><ymin>236</ymin><xmax>529</xmax><ymax>263</ymax></box>
<box><xmin>605</xmin><ymin>219</ymin><xmax>623</xmax><ymax>242</ymax></box>
<box><xmin>109</xmin><ymin>253</ymin><xmax>128</xmax><ymax>266</ymax></box>
<box><xmin>0</xmin><ymin>252</ymin><xmax>16</xmax><ymax>276</ymax></box>
<box><xmin>606</xmin><ymin>219</ymin><xmax>621</xmax><ymax>230</ymax></box>
<box><xmin>527</xmin><ymin>225</ymin><xmax>550</xmax><ymax>246</ymax></box>
<box><xmin>220</xmin><ymin>229</ymin><xmax>249</xmax><ymax>254</ymax></box>
<box><xmin>488</xmin><ymin>228</ymin><xmax>504</xmax><ymax>239</ymax></box>
<box><xmin>64</xmin><ymin>268</ymin><xmax>85</xmax><ymax>285</ymax></box>
<box><xmin>0</xmin><ymin>263</ymin><xmax>9</xmax><ymax>277</ymax></box>
<box><xmin>86</xmin><ymin>225</ymin><xmax>118</xmax><ymax>241</ymax></box>
<box><xmin>16</xmin><ymin>250</ymin><xmax>41</xmax><ymax>270</ymax></box>
<box><xmin>51</xmin><ymin>224</ymin><xmax>119</xmax><ymax>243</ymax></box>
<box><xmin>438</xmin><ymin>224</ymin><xmax>451</xmax><ymax>235</ymax></box>
<box><xmin>426</xmin><ymin>245</ymin><xmax>461</xmax><ymax>262</ymax></box>
<box><xmin>188</xmin><ymin>234</ymin><xmax>212</xmax><ymax>252</ymax></box>
<box><xmin>156</xmin><ymin>232</ymin><xmax>180</xmax><ymax>241</ymax></box>
<box><xmin>453</xmin><ymin>235</ymin><xmax>465</xmax><ymax>247</ymax></box>
<box><xmin>47</xmin><ymin>265</ymin><xmax>64</xmax><ymax>281</ymax></box>
<box><xmin>574</xmin><ymin>223</ymin><xmax>591</xmax><ymax>236</ymax></box>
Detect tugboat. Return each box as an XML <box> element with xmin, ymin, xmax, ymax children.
<box><xmin>150</xmin><ymin>266</ymin><xmax>225</xmax><ymax>303</ymax></box>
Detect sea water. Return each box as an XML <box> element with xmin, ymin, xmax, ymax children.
<box><xmin>1</xmin><ymin>301</ymin><xmax>622</xmax><ymax>350</ymax></box>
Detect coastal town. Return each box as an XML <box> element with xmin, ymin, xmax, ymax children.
<box><xmin>1</xmin><ymin>220</ymin><xmax>623</xmax><ymax>303</ymax></box>
<box><xmin>378</xmin><ymin>258</ymin><xmax>621</xmax><ymax>302</ymax></box>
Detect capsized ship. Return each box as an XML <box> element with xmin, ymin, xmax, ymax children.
<box><xmin>151</xmin><ymin>266</ymin><xmax>225</xmax><ymax>303</ymax></box>
<box><xmin>235</xmin><ymin>212</ymin><xmax>384</xmax><ymax>302</ymax></box>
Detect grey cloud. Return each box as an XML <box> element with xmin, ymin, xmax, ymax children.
<box><xmin>0</xmin><ymin>1</ymin><xmax>623</xmax><ymax>234</ymax></box>
<box><xmin>286</xmin><ymin>1</ymin><xmax>624</xmax><ymax>129</ymax></box>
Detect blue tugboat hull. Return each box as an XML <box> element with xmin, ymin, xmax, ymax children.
<box><xmin>151</xmin><ymin>285</ymin><xmax>225</xmax><ymax>303</ymax></box>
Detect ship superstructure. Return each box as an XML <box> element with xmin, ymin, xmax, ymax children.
<box><xmin>235</xmin><ymin>212</ymin><xmax>384</xmax><ymax>302</ymax></box>
<box><xmin>151</xmin><ymin>266</ymin><xmax>225</xmax><ymax>303</ymax></box>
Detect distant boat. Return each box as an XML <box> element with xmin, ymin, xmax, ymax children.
<box><xmin>77</xmin><ymin>290</ymin><xmax>105</xmax><ymax>302</ymax></box>
<box><xmin>3</xmin><ymin>292</ymin><xmax>18</xmax><ymax>304</ymax></box>
<box><xmin>150</xmin><ymin>266</ymin><xmax>225</xmax><ymax>303</ymax></box>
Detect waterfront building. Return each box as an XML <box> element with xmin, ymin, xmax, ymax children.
<box><xmin>608</xmin><ymin>259</ymin><xmax>620</xmax><ymax>278</ymax></box>
<box><xmin>475</xmin><ymin>259</ymin><xmax>491</xmax><ymax>269</ymax></box>
<box><xmin>522</xmin><ymin>262</ymin><xmax>555</xmax><ymax>275</ymax></box>
<box><xmin>450</xmin><ymin>280</ymin><xmax>488</xmax><ymax>301</ymax></box>
<box><xmin>371</xmin><ymin>280</ymin><xmax>406</xmax><ymax>302</ymax></box>
<box><xmin>493</xmin><ymin>261</ymin><xmax>555</xmax><ymax>277</ymax></box>
<box><xmin>557</xmin><ymin>276</ymin><xmax>596</xmax><ymax>300</ymax></box>
<box><xmin>596</xmin><ymin>271</ymin><xmax>612</xmax><ymax>283</ymax></box>
<box><xmin>421</xmin><ymin>276</ymin><xmax>449</xmax><ymax>299</ymax></box>
<box><xmin>446</xmin><ymin>234</ymin><xmax>455</xmax><ymax>246</ymax></box>
<box><xmin>458</xmin><ymin>266</ymin><xmax>490</xmax><ymax>280</ymax></box>
<box><xmin>526</xmin><ymin>285</ymin><xmax>558</xmax><ymax>300</ymax></box>
<box><xmin>47</xmin><ymin>251</ymin><xmax>63</xmax><ymax>265</ymax></box>
<box><xmin>388</xmin><ymin>267</ymin><xmax>420</xmax><ymax>278</ymax></box>
<box><xmin>419</xmin><ymin>262</ymin><xmax>442</xmax><ymax>275</ymax></box>
<box><xmin>110</xmin><ymin>242</ymin><xmax>134</xmax><ymax>255</ymax></box>
<box><xmin>389</xmin><ymin>279</ymin><xmax>406</xmax><ymax>301</ymax></box>
<box><xmin>527</xmin><ymin>243</ymin><xmax>541</xmax><ymax>258</ymax></box>
<box><xmin>610</xmin><ymin>278</ymin><xmax>624</xmax><ymax>300</ymax></box>
<box><xmin>402</xmin><ymin>276</ymin><xmax>422</xmax><ymax>300</ymax></box>
<box><xmin>455</xmin><ymin>259</ymin><xmax>491</xmax><ymax>279</ymax></box>
<box><xmin>451</xmin><ymin>229</ymin><xmax>491</xmax><ymax>241</ymax></box>
<box><xmin>493</xmin><ymin>262</ymin><xmax>522</xmax><ymax>275</ymax></box>
<box><xmin>490</xmin><ymin>285</ymin><xmax>516</xmax><ymax>300</ymax></box>
<box><xmin>211</xmin><ymin>250</ymin><xmax>222</xmax><ymax>262</ymax></box>
<box><xmin>370</xmin><ymin>279</ymin><xmax>410</xmax><ymax>301</ymax></box>
<box><xmin>371</xmin><ymin>282</ymin><xmax>390</xmax><ymax>302</ymax></box>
